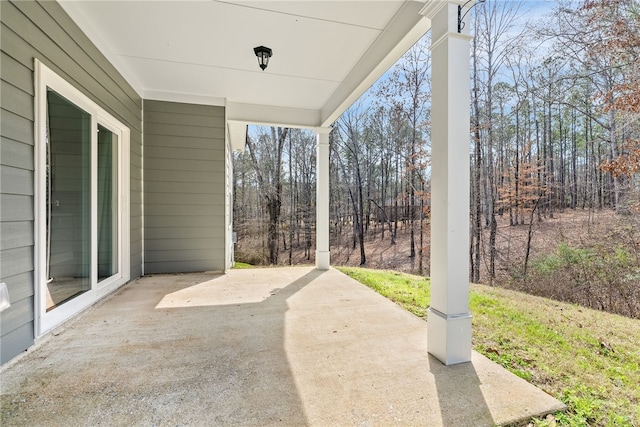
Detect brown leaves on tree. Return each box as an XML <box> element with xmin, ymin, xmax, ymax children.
<box><xmin>581</xmin><ymin>0</ymin><xmax>640</xmax><ymax>177</ymax></box>
<box><xmin>497</xmin><ymin>142</ymin><xmax>548</xmax><ymax>219</ymax></box>
<box><xmin>600</xmin><ymin>139</ymin><xmax>640</xmax><ymax>177</ymax></box>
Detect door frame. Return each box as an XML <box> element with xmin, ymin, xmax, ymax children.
<box><xmin>33</xmin><ymin>59</ymin><xmax>130</xmax><ymax>337</ymax></box>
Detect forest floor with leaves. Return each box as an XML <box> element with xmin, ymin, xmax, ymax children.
<box><xmin>329</xmin><ymin>208</ymin><xmax>638</xmax><ymax>275</ymax></box>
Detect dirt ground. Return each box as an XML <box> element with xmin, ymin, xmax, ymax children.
<box><xmin>236</xmin><ymin>209</ymin><xmax>640</xmax><ymax>274</ymax></box>
<box><xmin>236</xmin><ymin>208</ymin><xmax>640</xmax><ymax>280</ymax></box>
<box><xmin>235</xmin><ymin>221</ymin><xmax>429</xmax><ymax>273</ymax></box>
<box><xmin>234</xmin><ymin>209</ymin><xmax>640</xmax><ymax>318</ymax></box>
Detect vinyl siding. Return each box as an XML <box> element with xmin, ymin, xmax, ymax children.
<box><xmin>0</xmin><ymin>0</ymin><xmax>143</xmax><ymax>364</ymax></box>
<box><xmin>144</xmin><ymin>100</ymin><xmax>226</xmax><ymax>274</ymax></box>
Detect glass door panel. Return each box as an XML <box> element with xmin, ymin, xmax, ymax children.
<box><xmin>37</xmin><ymin>60</ymin><xmax>130</xmax><ymax>335</ymax></box>
<box><xmin>45</xmin><ymin>90</ymin><xmax>91</xmax><ymax>311</ymax></box>
<box><xmin>97</xmin><ymin>124</ymin><xmax>119</xmax><ymax>282</ymax></box>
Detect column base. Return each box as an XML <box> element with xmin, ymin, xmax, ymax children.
<box><xmin>315</xmin><ymin>250</ymin><xmax>330</xmax><ymax>271</ymax></box>
<box><xmin>427</xmin><ymin>307</ymin><xmax>472</xmax><ymax>365</ymax></box>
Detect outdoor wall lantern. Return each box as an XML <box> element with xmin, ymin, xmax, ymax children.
<box><xmin>458</xmin><ymin>0</ymin><xmax>486</xmax><ymax>33</ymax></box>
<box><xmin>253</xmin><ymin>46</ymin><xmax>272</xmax><ymax>71</ymax></box>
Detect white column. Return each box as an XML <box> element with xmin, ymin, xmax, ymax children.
<box><xmin>315</xmin><ymin>127</ymin><xmax>331</xmax><ymax>270</ymax></box>
<box><xmin>422</xmin><ymin>0</ymin><xmax>473</xmax><ymax>365</ymax></box>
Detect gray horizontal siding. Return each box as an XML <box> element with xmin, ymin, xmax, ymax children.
<box><xmin>1</xmin><ymin>271</ymin><xmax>34</xmax><ymax>304</ymax></box>
<box><xmin>144</xmin><ymin>100</ymin><xmax>226</xmax><ymax>274</ymax></box>
<box><xmin>144</xmin><ymin>203</ymin><xmax>223</xmax><ymax>216</ymax></box>
<box><xmin>145</xmin><ymin>123</ymin><xmax>224</xmax><ymax>139</ymax></box>
<box><xmin>1</xmin><ymin>108</ymin><xmax>33</xmax><ymax>143</ymax></box>
<box><xmin>142</xmin><ymin>134</ymin><xmax>225</xmax><ymax>150</ymax></box>
<box><xmin>1</xmin><ymin>51</ymin><xmax>33</xmax><ymax>94</ymax></box>
<box><xmin>0</xmin><ymin>0</ymin><xmax>143</xmax><ymax>364</ymax></box>
<box><xmin>145</xmin><ymin>146</ymin><xmax>224</xmax><ymax>162</ymax></box>
<box><xmin>0</xmin><ymin>222</ymin><xmax>33</xmax><ymax>250</ymax></box>
<box><xmin>1</xmin><ymin>165</ymin><xmax>33</xmax><ymax>195</ymax></box>
<box><xmin>0</xmin><ymin>324</ymin><xmax>34</xmax><ymax>365</ymax></box>
<box><xmin>0</xmin><ymin>247</ymin><xmax>33</xmax><ymax>285</ymax></box>
<box><xmin>0</xmin><ymin>195</ymin><xmax>33</xmax><ymax>222</ymax></box>
<box><xmin>144</xmin><ymin>260</ymin><xmax>221</xmax><ymax>274</ymax></box>
<box><xmin>1</xmin><ymin>298</ymin><xmax>33</xmax><ymax>335</ymax></box>
<box><xmin>143</xmin><ymin>182</ymin><xmax>222</xmax><ymax>196</ymax></box>
<box><xmin>145</xmin><ymin>215</ymin><xmax>225</xmax><ymax>229</ymax></box>
<box><xmin>2</xmin><ymin>79</ymin><xmax>33</xmax><ymax>119</ymax></box>
<box><xmin>145</xmin><ymin>111</ymin><xmax>225</xmax><ymax>128</ymax></box>
<box><xmin>145</xmin><ymin>169</ymin><xmax>224</xmax><ymax>184</ymax></box>
<box><xmin>1</xmin><ymin>137</ymin><xmax>33</xmax><ymax>170</ymax></box>
<box><xmin>144</xmin><ymin>100</ymin><xmax>225</xmax><ymax>117</ymax></box>
<box><xmin>145</xmin><ymin>157</ymin><xmax>225</xmax><ymax>172</ymax></box>
<box><xmin>145</xmin><ymin>193</ymin><xmax>224</xmax><ymax>205</ymax></box>
<box><xmin>145</xmin><ymin>227</ymin><xmax>224</xmax><ymax>240</ymax></box>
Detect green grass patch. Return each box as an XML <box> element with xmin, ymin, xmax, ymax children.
<box><xmin>337</xmin><ymin>267</ymin><xmax>430</xmax><ymax>318</ymax></box>
<box><xmin>231</xmin><ymin>262</ymin><xmax>254</xmax><ymax>269</ymax></box>
<box><xmin>337</xmin><ymin>266</ymin><xmax>640</xmax><ymax>426</ymax></box>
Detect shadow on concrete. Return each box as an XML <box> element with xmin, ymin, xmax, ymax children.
<box><xmin>2</xmin><ymin>268</ymin><xmax>566</xmax><ymax>426</ymax></box>
<box><xmin>0</xmin><ymin>269</ymin><xmax>324</xmax><ymax>426</ymax></box>
<box><xmin>429</xmin><ymin>355</ymin><xmax>494</xmax><ymax>426</ymax></box>
<box><xmin>148</xmin><ymin>268</ymin><xmax>326</xmax><ymax>425</ymax></box>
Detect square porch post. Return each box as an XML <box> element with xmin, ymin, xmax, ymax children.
<box><xmin>315</xmin><ymin>127</ymin><xmax>332</xmax><ymax>270</ymax></box>
<box><xmin>421</xmin><ymin>0</ymin><xmax>473</xmax><ymax>365</ymax></box>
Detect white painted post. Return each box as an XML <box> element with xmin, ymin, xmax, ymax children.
<box><xmin>421</xmin><ymin>0</ymin><xmax>473</xmax><ymax>365</ymax></box>
<box><xmin>315</xmin><ymin>127</ymin><xmax>331</xmax><ymax>270</ymax></box>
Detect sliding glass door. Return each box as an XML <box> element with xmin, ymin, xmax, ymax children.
<box><xmin>36</xmin><ymin>60</ymin><xmax>130</xmax><ymax>334</ymax></box>
<box><xmin>45</xmin><ymin>90</ymin><xmax>92</xmax><ymax>311</ymax></box>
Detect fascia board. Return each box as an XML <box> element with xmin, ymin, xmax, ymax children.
<box><xmin>226</xmin><ymin>102</ymin><xmax>321</xmax><ymax>129</ymax></box>
<box><xmin>319</xmin><ymin>1</ymin><xmax>432</xmax><ymax>127</ymax></box>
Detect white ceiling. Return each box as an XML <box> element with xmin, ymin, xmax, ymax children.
<box><xmin>59</xmin><ymin>0</ymin><xmax>432</xmax><ymax>145</ymax></box>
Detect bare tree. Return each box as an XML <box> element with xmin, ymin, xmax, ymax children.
<box><xmin>475</xmin><ymin>0</ymin><xmax>524</xmax><ymax>282</ymax></box>
<box><xmin>245</xmin><ymin>127</ymin><xmax>290</xmax><ymax>264</ymax></box>
<box><xmin>336</xmin><ymin>105</ymin><xmax>369</xmax><ymax>265</ymax></box>
<box><xmin>378</xmin><ymin>36</ymin><xmax>431</xmax><ymax>261</ymax></box>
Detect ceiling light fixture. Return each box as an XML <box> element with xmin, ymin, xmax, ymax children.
<box><xmin>253</xmin><ymin>45</ymin><xmax>272</xmax><ymax>71</ymax></box>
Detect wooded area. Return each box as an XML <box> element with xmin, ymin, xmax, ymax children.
<box><xmin>233</xmin><ymin>0</ymin><xmax>640</xmax><ymax>318</ymax></box>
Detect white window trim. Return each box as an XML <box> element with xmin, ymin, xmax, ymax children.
<box><xmin>34</xmin><ymin>59</ymin><xmax>130</xmax><ymax>337</ymax></box>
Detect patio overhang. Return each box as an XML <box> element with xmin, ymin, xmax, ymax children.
<box><xmin>57</xmin><ymin>0</ymin><xmax>474</xmax><ymax>366</ymax></box>
<box><xmin>59</xmin><ymin>0</ymin><xmax>432</xmax><ymax>150</ymax></box>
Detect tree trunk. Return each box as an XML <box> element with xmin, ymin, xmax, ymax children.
<box><xmin>471</xmin><ymin>31</ymin><xmax>482</xmax><ymax>284</ymax></box>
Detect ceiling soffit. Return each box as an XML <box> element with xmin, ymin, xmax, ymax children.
<box><xmin>58</xmin><ymin>0</ymin><xmax>431</xmax><ymax>145</ymax></box>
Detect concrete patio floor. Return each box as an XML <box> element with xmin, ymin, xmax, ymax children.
<box><xmin>1</xmin><ymin>267</ymin><xmax>564</xmax><ymax>426</ymax></box>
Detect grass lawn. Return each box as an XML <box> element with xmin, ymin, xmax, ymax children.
<box><xmin>337</xmin><ymin>266</ymin><xmax>640</xmax><ymax>427</ymax></box>
<box><xmin>231</xmin><ymin>261</ymin><xmax>254</xmax><ymax>269</ymax></box>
